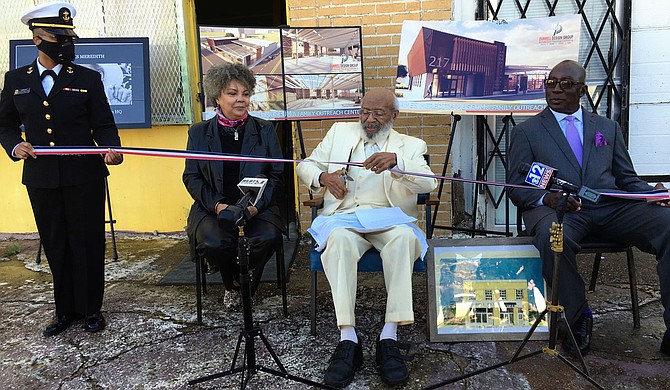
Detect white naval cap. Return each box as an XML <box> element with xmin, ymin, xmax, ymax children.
<box><xmin>20</xmin><ymin>1</ymin><xmax>78</xmax><ymax>38</ymax></box>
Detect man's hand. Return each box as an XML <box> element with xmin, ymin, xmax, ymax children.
<box><xmin>319</xmin><ymin>169</ymin><xmax>348</xmax><ymax>199</ymax></box>
<box><xmin>104</xmin><ymin>149</ymin><xmax>124</xmax><ymax>165</ymax></box>
<box><xmin>654</xmin><ymin>183</ymin><xmax>669</xmax><ymax>207</ymax></box>
<box><xmin>13</xmin><ymin>142</ymin><xmax>36</xmax><ymax>159</ymax></box>
<box><xmin>543</xmin><ymin>191</ymin><xmax>582</xmax><ymax>212</ymax></box>
<box><xmin>363</xmin><ymin>152</ymin><xmax>397</xmax><ymax>174</ymax></box>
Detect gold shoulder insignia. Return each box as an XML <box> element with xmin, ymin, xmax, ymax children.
<box><xmin>66</xmin><ymin>66</ymin><xmax>74</xmax><ymax>74</ymax></box>
<box><xmin>27</xmin><ymin>66</ymin><xmax>34</xmax><ymax>74</ymax></box>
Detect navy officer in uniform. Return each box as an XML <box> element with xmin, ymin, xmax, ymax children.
<box><xmin>0</xmin><ymin>2</ymin><xmax>123</xmax><ymax>336</ymax></box>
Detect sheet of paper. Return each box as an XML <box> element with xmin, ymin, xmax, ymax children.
<box><xmin>355</xmin><ymin>207</ymin><xmax>416</xmax><ymax>230</ymax></box>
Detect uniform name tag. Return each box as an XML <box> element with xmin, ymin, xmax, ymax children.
<box><xmin>14</xmin><ymin>88</ymin><xmax>30</xmax><ymax>95</ymax></box>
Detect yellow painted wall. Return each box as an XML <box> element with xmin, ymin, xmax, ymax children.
<box><xmin>0</xmin><ymin>0</ymin><xmax>202</xmax><ymax>234</ymax></box>
<box><xmin>0</xmin><ymin>126</ymin><xmax>194</xmax><ymax>233</ymax></box>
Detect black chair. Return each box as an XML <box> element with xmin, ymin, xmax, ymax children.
<box><xmin>194</xmin><ymin>238</ymin><xmax>288</xmax><ymax>324</ymax></box>
<box><xmin>304</xmin><ymin>154</ymin><xmax>438</xmax><ymax>335</ymax></box>
<box><xmin>516</xmin><ymin>207</ymin><xmax>640</xmax><ymax>328</ymax></box>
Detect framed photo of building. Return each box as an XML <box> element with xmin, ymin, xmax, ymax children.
<box><xmin>426</xmin><ymin>237</ymin><xmax>549</xmax><ymax>342</ymax></box>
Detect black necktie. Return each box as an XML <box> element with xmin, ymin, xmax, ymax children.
<box><xmin>40</xmin><ymin>69</ymin><xmax>57</xmax><ymax>80</ymax></box>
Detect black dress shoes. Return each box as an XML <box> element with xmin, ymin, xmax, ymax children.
<box><xmin>43</xmin><ymin>315</ymin><xmax>72</xmax><ymax>337</ymax></box>
<box><xmin>376</xmin><ymin>337</ymin><xmax>413</xmax><ymax>386</ymax></box>
<box><xmin>562</xmin><ymin>311</ymin><xmax>593</xmax><ymax>356</ymax></box>
<box><xmin>84</xmin><ymin>312</ymin><xmax>106</xmax><ymax>333</ymax></box>
<box><xmin>324</xmin><ymin>340</ymin><xmax>363</xmax><ymax>388</ymax></box>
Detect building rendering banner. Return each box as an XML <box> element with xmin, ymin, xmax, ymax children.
<box><xmin>396</xmin><ymin>15</ymin><xmax>581</xmax><ymax>115</ymax></box>
<box><xmin>198</xmin><ymin>26</ymin><xmax>363</xmax><ymax>121</ymax></box>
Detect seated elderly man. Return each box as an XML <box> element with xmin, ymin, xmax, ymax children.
<box><xmin>297</xmin><ymin>88</ymin><xmax>437</xmax><ymax>388</ymax></box>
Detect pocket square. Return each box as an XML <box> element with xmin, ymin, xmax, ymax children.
<box><xmin>595</xmin><ymin>131</ymin><xmax>607</xmax><ymax>147</ymax></box>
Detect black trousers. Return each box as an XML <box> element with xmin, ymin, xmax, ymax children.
<box><xmin>27</xmin><ymin>179</ymin><xmax>106</xmax><ymax>318</ymax></box>
<box><xmin>528</xmin><ymin>198</ymin><xmax>670</xmax><ymax>329</ymax></box>
<box><xmin>195</xmin><ymin>214</ymin><xmax>281</xmax><ymax>295</ymax></box>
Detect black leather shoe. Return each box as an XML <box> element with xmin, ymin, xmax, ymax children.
<box><xmin>84</xmin><ymin>312</ymin><xmax>106</xmax><ymax>333</ymax></box>
<box><xmin>43</xmin><ymin>315</ymin><xmax>72</xmax><ymax>337</ymax></box>
<box><xmin>661</xmin><ymin>330</ymin><xmax>670</xmax><ymax>356</ymax></box>
<box><xmin>376</xmin><ymin>337</ymin><xmax>413</xmax><ymax>386</ymax></box>
<box><xmin>324</xmin><ymin>340</ymin><xmax>363</xmax><ymax>388</ymax></box>
<box><xmin>562</xmin><ymin>311</ymin><xmax>593</xmax><ymax>356</ymax></box>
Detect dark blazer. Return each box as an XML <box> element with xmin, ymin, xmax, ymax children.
<box><xmin>507</xmin><ymin>107</ymin><xmax>652</xmax><ymax>228</ymax></box>
<box><xmin>0</xmin><ymin>61</ymin><xmax>121</xmax><ymax>188</ymax></box>
<box><xmin>183</xmin><ymin>115</ymin><xmax>284</xmax><ymax>248</ymax></box>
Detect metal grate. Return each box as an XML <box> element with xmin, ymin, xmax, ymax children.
<box><xmin>477</xmin><ymin>0</ymin><xmax>631</xmax><ymax>228</ymax></box>
<box><xmin>0</xmin><ymin>0</ymin><xmax>192</xmax><ymax>126</ymax></box>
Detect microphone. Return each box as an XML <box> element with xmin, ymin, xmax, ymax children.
<box><xmin>518</xmin><ymin>162</ymin><xmax>601</xmax><ymax>203</ymax></box>
<box><xmin>237</xmin><ymin>175</ymin><xmax>269</xmax><ymax>207</ymax></box>
<box><xmin>218</xmin><ymin>175</ymin><xmax>269</xmax><ymax>229</ymax></box>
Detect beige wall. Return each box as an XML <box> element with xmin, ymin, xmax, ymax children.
<box><xmin>287</xmin><ymin>0</ymin><xmax>454</xmax><ymax>234</ymax></box>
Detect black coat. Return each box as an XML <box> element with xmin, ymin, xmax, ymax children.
<box><xmin>183</xmin><ymin>115</ymin><xmax>284</xmax><ymax>254</ymax></box>
<box><xmin>0</xmin><ymin>61</ymin><xmax>121</xmax><ymax>188</ymax></box>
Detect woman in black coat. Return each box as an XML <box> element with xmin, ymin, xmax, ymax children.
<box><xmin>183</xmin><ymin>63</ymin><xmax>283</xmax><ymax>309</ymax></box>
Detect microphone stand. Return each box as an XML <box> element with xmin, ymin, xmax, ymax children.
<box><xmin>423</xmin><ymin>191</ymin><xmax>604</xmax><ymax>390</ymax></box>
<box><xmin>188</xmin><ymin>218</ymin><xmax>334</xmax><ymax>389</ymax></box>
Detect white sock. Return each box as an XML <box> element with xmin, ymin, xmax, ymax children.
<box><xmin>380</xmin><ymin>322</ymin><xmax>398</xmax><ymax>341</ymax></box>
<box><xmin>340</xmin><ymin>326</ymin><xmax>358</xmax><ymax>343</ymax></box>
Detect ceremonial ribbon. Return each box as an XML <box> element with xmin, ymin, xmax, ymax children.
<box><xmin>33</xmin><ymin>146</ymin><xmax>669</xmax><ymax>203</ymax></box>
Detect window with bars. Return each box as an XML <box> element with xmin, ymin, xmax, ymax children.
<box><xmin>478</xmin><ymin>0</ymin><xmax>631</xmax><ymax>227</ymax></box>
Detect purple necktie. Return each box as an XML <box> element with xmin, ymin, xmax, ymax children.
<box><xmin>565</xmin><ymin>115</ymin><xmax>582</xmax><ymax>166</ymax></box>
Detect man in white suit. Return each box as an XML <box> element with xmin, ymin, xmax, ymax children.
<box><xmin>297</xmin><ymin>88</ymin><xmax>437</xmax><ymax>388</ymax></box>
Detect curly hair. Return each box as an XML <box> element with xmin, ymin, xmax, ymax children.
<box><xmin>203</xmin><ymin>62</ymin><xmax>256</xmax><ymax>106</ymax></box>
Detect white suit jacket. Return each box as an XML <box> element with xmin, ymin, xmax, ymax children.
<box><xmin>296</xmin><ymin>122</ymin><xmax>437</xmax><ymax>219</ymax></box>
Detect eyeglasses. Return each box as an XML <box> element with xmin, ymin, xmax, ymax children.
<box><xmin>360</xmin><ymin>108</ymin><xmax>388</xmax><ymax>118</ymax></box>
<box><xmin>544</xmin><ymin>78</ymin><xmax>583</xmax><ymax>90</ymax></box>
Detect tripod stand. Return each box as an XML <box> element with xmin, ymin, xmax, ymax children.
<box><xmin>423</xmin><ymin>192</ymin><xmax>604</xmax><ymax>390</ymax></box>
<box><xmin>189</xmin><ymin>222</ymin><xmax>334</xmax><ymax>389</ymax></box>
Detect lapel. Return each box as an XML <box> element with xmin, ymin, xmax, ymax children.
<box><xmin>239</xmin><ymin>117</ymin><xmax>260</xmax><ymax>176</ymax></box>
<box><xmin>204</xmin><ymin>118</ymin><xmax>225</xmax><ymax>192</ymax></box>
<box><xmin>382</xmin><ymin>129</ymin><xmax>404</xmax><ymax>189</ymax></box>
<box><xmin>23</xmin><ymin>62</ymin><xmax>46</xmax><ymax>100</ymax></box>
<box><xmin>48</xmin><ymin>63</ymin><xmax>77</xmax><ymax>99</ymax></box>
<box><xmin>581</xmin><ymin>109</ymin><xmax>597</xmax><ymax>169</ymax></box>
<box><xmin>539</xmin><ymin>108</ymin><xmax>581</xmax><ymax>173</ymax></box>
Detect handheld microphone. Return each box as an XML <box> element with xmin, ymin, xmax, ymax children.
<box><xmin>218</xmin><ymin>175</ymin><xmax>268</xmax><ymax>229</ymax></box>
<box><xmin>237</xmin><ymin>175</ymin><xmax>269</xmax><ymax>206</ymax></box>
<box><xmin>518</xmin><ymin>162</ymin><xmax>601</xmax><ymax>203</ymax></box>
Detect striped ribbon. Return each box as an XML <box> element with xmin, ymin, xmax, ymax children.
<box><xmin>33</xmin><ymin>146</ymin><xmax>669</xmax><ymax>202</ymax></box>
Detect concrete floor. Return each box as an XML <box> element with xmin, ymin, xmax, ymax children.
<box><xmin>0</xmin><ymin>233</ymin><xmax>669</xmax><ymax>390</ymax></box>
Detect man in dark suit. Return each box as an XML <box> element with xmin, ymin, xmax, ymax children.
<box><xmin>0</xmin><ymin>2</ymin><xmax>123</xmax><ymax>336</ymax></box>
<box><xmin>507</xmin><ymin>60</ymin><xmax>670</xmax><ymax>356</ymax></box>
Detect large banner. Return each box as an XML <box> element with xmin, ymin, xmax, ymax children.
<box><xmin>198</xmin><ymin>26</ymin><xmax>363</xmax><ymax>121</ymax></box>
<box><xmin>396</xmin><ymin>15</ymin><xmax>581</xmax><ymax>115</ymax></box>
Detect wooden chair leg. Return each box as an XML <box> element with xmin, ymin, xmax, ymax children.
<box><xmin>310</xmin><ymin>270</ymin><xmax>318</xmax><ymax>336</ymax></box>
<box><xmin>625</xmin><ymin>247</ymin><xmax>641</xmax><ymax>329</ymax></box>
<box><xmin>588</xmin><ymin>252</ymin><xmax>602</xmax><ymax>292</ymax></box>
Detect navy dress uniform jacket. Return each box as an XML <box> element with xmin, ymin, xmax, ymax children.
<box><xmin>0</xmin><ymin>60</ymin><xmax>121</xmax><ymax>187</ymax></box>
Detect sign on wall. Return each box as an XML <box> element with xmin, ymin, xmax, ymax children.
<box><xmin>198</xmin><ymin>26</ymin><xmax>364</xmax><ymax>121</ymax></box>
<box><xmin>396</xmin><ymin>15</ymin><xmax>581</xmax><ymax>115</ymax></box>
<box><xmin>10</xmin><ymin>37</ymin><xmax>151</xmax><ymax>129</ymax></box>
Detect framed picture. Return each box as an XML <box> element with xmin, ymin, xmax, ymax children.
<box><xmin>10</xmin><ymin>37</ymin><xmax>151</xmax><ymax>129</ymax></box>
<box><xmin>426</xmin><ymin>237</ymin><xmax>549</xmax><ymax>342</ymax></box>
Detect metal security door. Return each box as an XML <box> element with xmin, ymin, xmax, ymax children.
<box><xmin>476</xmin><ymin>0</ymin><xmax>632</xmax><ymax>231</ymax></box>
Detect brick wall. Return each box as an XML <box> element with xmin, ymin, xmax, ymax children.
<box><xmin>288</xmin><ymin>0</ymin><xmax>454</xmax><ymax>235</ymax></box>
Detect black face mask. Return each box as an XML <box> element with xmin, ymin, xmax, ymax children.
<box><xmin>38</xmin><ymin>39</ymin><xmax>75</xmax><ymax>64</ymax></box>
